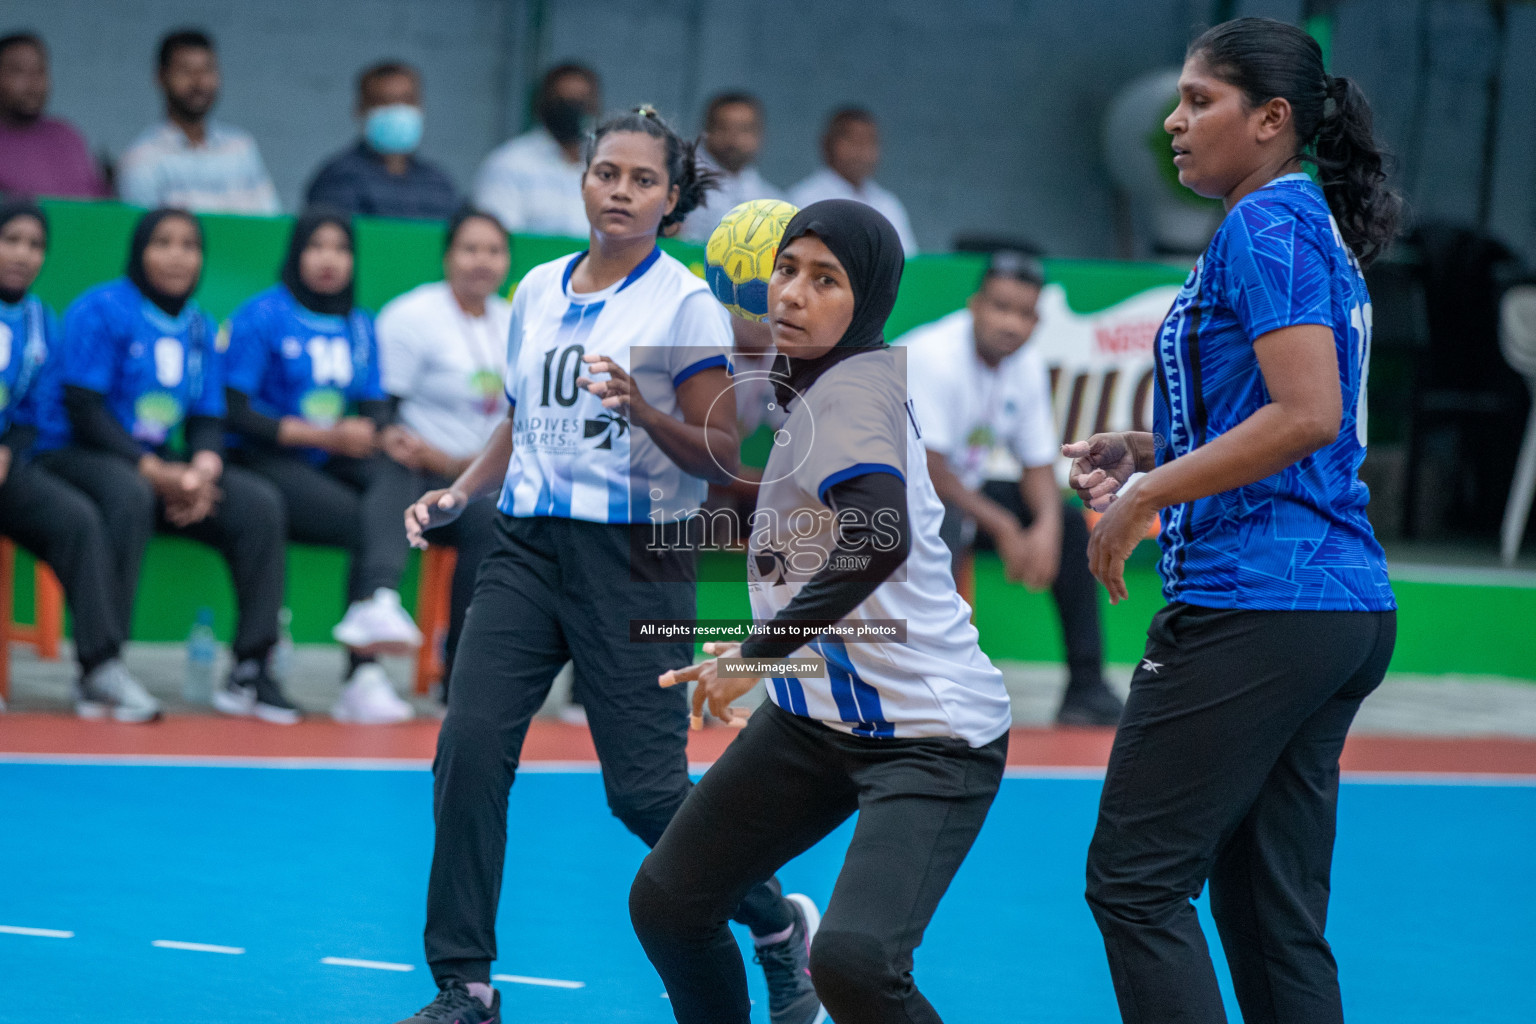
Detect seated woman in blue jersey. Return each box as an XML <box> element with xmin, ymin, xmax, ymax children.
<box><xmin>0</xmin><ymin>202</ymin><xmax>161</xmax><ymax>722</ymax></box>
<box><xmin>395</xmin><ymin>107</ymin><xmax>813</xmax><ymax>1024</ymax></box>
<box><xmin>33</xmin><ymin>208</ymin><xmax>292</xmax><ymax>722</ymax></box>
<box><xmin>223</xmin><ymin>208</ymin><xmax>420</xmax><ymax>726</ymax></box>
<box><xmin>374</xmin><ymin>207</ymin><xmax>512</xmax><ymax>703</ymax></box>
<box><xmin>630</xmin><ymin>200</ymin><xmax>1013</xmax><ymax>1024</ymax></box>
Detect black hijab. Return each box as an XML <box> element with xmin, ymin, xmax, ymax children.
<box><xmin>770</xmin><ymin>199</ymin><xmax>905</xmax><ymax>409</ymax></box>
<box><xmin>0</xmin><ymin>201</ymin><xmax>48</xmax><ymax>305</ymax></box>
<box><xmin>126</xmin><ymin>208</ymin><xmax>202</xmax><ymax>317</ymax></box>
<box><xmin>281</xmin><ymin>208</ymin><xmax>356</xmax><ymax>316</ymax></box>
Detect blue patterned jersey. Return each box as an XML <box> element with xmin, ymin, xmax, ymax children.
<box><xmin>224</xmin><ymin>285</ymin><xmax>384</xmax><ymax>464</ymax></box>
<box><xmin>55</xmin><ymin>279</ymin><xmax>223</xmax><ymax>452</ymax></box>
<box><xmin>0</xmin><ymin>294</ymin><xmax>63</xmax><ymax>446</ymax></box>
<box><xmin>1152</xmin><ymin>173</ymin><xmax>1394</xmax><ymax>611</ymax></box>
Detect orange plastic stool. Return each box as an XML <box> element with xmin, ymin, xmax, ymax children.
<box><xmin>413</xmin><ymin>545</ymin><xmax>457</xmax><ymax>695</ymax></box>
<box><xmin>0</xmin><ymin>537</ymin><xmax>65</xmax><ymax>701</ymax></box>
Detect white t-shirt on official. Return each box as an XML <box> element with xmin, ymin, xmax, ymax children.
<box><xmin>897</xmin><ymin>309</ymin><xmax>1056</xmax><ymax>490</ymax></box>
<box><xmin>499</xmin><ymin>247</ymin><xmax>733</xmax><ymax>524</ymax></box>
<box><xmin>788</xmin><ymin>167</ymin><xmax>919</xmax><ymax>256</ymax></box>
<box><xmin>678</xmin><ymin>153</ymin><xmax>783</xmax><ymax>243</ymax></box>
<box><xmin>473</xmin><ymin>128</ymin><xmax>589</xmax><ymax>238</ymax></box>
<box><xmin>748</xmin><ymin>347</ymin><xmax>1012</xmax><ymax>747</ymax></box>
<box><xmin>376</xmin><ymin>281</ymin><xmax>512</xmax><ymax>460</ymax></box>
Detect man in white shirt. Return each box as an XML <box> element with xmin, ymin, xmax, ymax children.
<box><xmin>679</xmin><ymin>92</ymin><xmax>782</xmax><ymax>243</ymax></box>
<box><xmin>472</xmin><ymin>63</ymin><xmax>601</xmax><ymax>238</ymax></box>
<box><xmin>788</xmin><ymin>108</ymin><xmax>918</xmax><ymax>256</ymax></box>
<box><xmin>117</xmin><ymin>29</ymin><xmax>280</xmax><ymax>215</ymax></box>
<box><xmin>900</xmin><ymin>251</ymin><xmax>1123</xmax><ymax>727</ymax></box>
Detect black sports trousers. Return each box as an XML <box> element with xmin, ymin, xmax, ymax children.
<box><xmin>0</xmin><ymin>459</ymin><xmax>124</xmax><ymax>674</ymax></box>
<box><xmin>424</xmin><ymin>513</ymin><xmax>791</xmax><ymax>987</ymax></box>
<box><xmin>631</xmin><ymin>700</ymin><xmax>1009</xmax><ymax>1024</ymax></box>
<box><xmin>939</xmin><ymin>482</ymin><xmax>1106</xmax><ymax>695</ymax></box>
<box><xmin>36</xmin><ymin>446</ymin><xmax>285</xmax><ymax>663</ymax></box>
<box><xmin>233</xmin><ymin>449</ymin><xmax>411</xmax><ymax>605</ymax></box>
<box><xmin>1085</xmin><ymin>602</ymin><xmax>1397</xmax><ymax>1024</ymax></box>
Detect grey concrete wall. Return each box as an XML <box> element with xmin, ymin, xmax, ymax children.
<box><xmin>7</xmin><ymin>0</ymin><xmax>1536</xmax><ymax>260</ymax></box>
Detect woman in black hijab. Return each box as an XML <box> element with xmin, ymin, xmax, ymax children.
<box><xmin>631</xmin><ymin>200</ymin><xmax>1013</xmax><ymax>1024</ymax></box>
<box><xmin>0</xmin><ymin>202</ymin><xmax>157</xmax><ymax>720</ymax></box>
<box><xmin>36</xmin><ymin>207</ymin><xmax>289</xmax><ymax>722</ymax></box>
<box><xmin>222</xmin><ymin>207</ymin><xmax>419</xmax><ymax>725</ymax></box>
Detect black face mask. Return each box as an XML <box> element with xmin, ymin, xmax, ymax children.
<box><xmin>770</xmin><ymin>199</ymin><xmax>905</xmax><ymax>410</ymax></box>
<box><xmin>540</xmin><ymin>97</ymin><xmax>588</xmax><ymax>146</ymax></box>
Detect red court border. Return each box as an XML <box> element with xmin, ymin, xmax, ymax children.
<box><xmin>1</xmin><ymin>715</ymin><xmax>1534</xmax><ymax>775</ymax></box>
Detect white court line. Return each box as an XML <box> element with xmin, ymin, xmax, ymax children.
<box><xmin>322</xmin><ymin>957</ymin><xmax>414</xmax><ymax>972</ymax></box>
<box><xmin>152</xmin><ymin>939</ymin><xmax>244</xmax><ymax>954</ymax></box>
<box><xmin>0</xmin><ymin>924</ymin><xmax>73</xmax><ymax>938</ymax></box>
<box><xmin>5</xmin><ymin>755</ymin><xmax>1532</xmax><ymax>785</ymax></box>
<box><xmin>492</xmin><ymin>973</ymin><xmax>585</xmax><ymax>989</ymax></box>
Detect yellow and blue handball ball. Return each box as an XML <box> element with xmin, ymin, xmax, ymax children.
<box><xmin>704</xmin><ymin>198</ymin><xmax>799</xmax><ymax>321</ymax></box>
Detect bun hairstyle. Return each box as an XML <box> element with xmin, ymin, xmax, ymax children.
<box><xmin>584</xmin><ymin>105</ymin><xmax>719</xmax><ymax>233</ymax></box>
<box><xmin>1190</xmin><ymin>17</ymin><xmax>1403</xmax><ymax>267</ymax></box>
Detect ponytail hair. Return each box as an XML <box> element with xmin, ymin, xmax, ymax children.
<box><xmin>585</xmin><ymin>105</ymin><xmax>719</xmax><ymax>234</ymax></box>
<box><xmin>1190</xmin><ymin>17</ymin><xmax>1403</xmax><ymax>267</ymax></box>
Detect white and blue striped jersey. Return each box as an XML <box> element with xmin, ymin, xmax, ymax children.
<box><xmin>498</xmin><ymin>247</ymin><xmax>733</xmax><ymax>524</ymax></box>
<box><xmin>747</xmin><ymin>349</ymin><xmax>1013</xmax><ymax>747</ymax></box>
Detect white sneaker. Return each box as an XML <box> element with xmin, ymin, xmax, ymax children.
<box><xmin>332</xmin><ymin>588</ymin><xmax>423</xmax><ymax>654</ymax></box>
<box><xmin>331</xmin><ymin>663</ymin><xmax>414</xmax><ymax>724</ymax></box>
<box><xmin>76</xmin><ymin>659</ymin><xmax>162</xmax><ymax>723</ymax></box>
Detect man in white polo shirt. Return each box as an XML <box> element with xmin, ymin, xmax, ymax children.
<box><xmin>117</xmin><ymin>29</ymin><xmax>280</xmax><ymax>214</ymax></box>
<box><xmin>899</xmin><ymin>251</ymin><xmax>1124</xmax><ymax>726</ymax></box>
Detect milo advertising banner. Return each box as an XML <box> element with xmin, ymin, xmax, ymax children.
<box><xmin>1018</xmin><ymin>264</ymin><xmax>1184</xmax><ymax>483</ymax></box>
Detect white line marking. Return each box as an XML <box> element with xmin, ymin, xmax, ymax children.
<box><xmin>0</xmin><ymin>925</ymin><xmax>74</xmax><ymax>938</ymax></box>
<box><xmin>152</xmin><ymin>939</ymin><xmax>244</xmax><ymax>954</ymax></box>
<box><xmin>492</xmin><ymin>973</ymin><xmax>585</xmax><ymax>989</ymax></box>
<box><xmin>322</xmin><ymin>957</ymin><xmax>414</xmax><ymax>972</ymax></box>
<box><xmin>4</xmin><ymin>757</ymin><xmax>1532</xmax><ymax>785</ymax></box>
<box><xmin>1388</xmin><ymin>562</ymin><xmax>1536</xmax><ymax>589</ymax></box>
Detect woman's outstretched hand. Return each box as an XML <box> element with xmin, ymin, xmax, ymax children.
<box><xmin>405</xmin><ymin>487</ymin><xmax>468</xmax><ymax>549</ymax></box>
<box><xmin>659</xmin><ymin>641</ymin><xmax>755</xmax><ymax>729</ymax></box>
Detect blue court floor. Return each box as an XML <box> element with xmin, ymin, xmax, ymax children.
<box><xmin>0</xmin><ymin>763</ymin><xmax>1531</xmax><ymax>1023</ymax></box>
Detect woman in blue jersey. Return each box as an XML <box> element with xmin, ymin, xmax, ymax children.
<box><xmin>35</xmin><ymin>209</ymin><xmax>290</xmax><ymax>720</ymax></box>
<box><xmin>224</xmin><ymin>209</ymin><xmax>419</xmax><ymax>725</ymax></box>
<box><xmin>630</xmin><ymin>200</ymin><xmax>1012</xmax><ymax>1024</ymax></box>
<box><xmin>0</xmin><ymin>202</ymin><xmax>157</xmax><ymax>720</ymax></box>
<box><xmin>1062</xmin><ymin>19</ymin><xmax>1401</xmax><ymax>1024</ymax></box>
<box><xmin>394</xmin><ymin>108</ymin><xmax>808</xmax><ymax>1024</ymax></box>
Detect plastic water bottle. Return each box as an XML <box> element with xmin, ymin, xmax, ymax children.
<box><xmin>272</xmin><ymin>607</ymin><xmax>295</xmax><ymax>683</ymax></box>
<box><xmin>184</xmin><ymin>607</ymin><xmax>218</xmax><ymax>704</ymax></box>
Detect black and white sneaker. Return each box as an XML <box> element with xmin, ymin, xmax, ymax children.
<box><xmin>394</xmin><ymin>983</ymin><xmax>500</xmax><ymax>1024</ymax></box>
<box><xmin>1056</xmin><ymin>678</ymin><xmax>1125</xmax><ymax>727</ymax></box>
<box><xmin>755</xmin><ymin>892</ymin><xmax>825</xmax><ymax>1024</ymax></box>
<box><xmin>212</xmin><ymin>660</ymin><xmax>300</xmax><ymax>725</ymax></box>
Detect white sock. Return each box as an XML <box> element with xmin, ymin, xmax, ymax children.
<box><xmin>465</xmin><ymin>982</ymin><xmax>494</xmax><ymax>1008</ymax></box>
<box><xmin>751</xmin><ymin>923</ymin><xmax>795</xmax><ymax>947</ymax></box>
